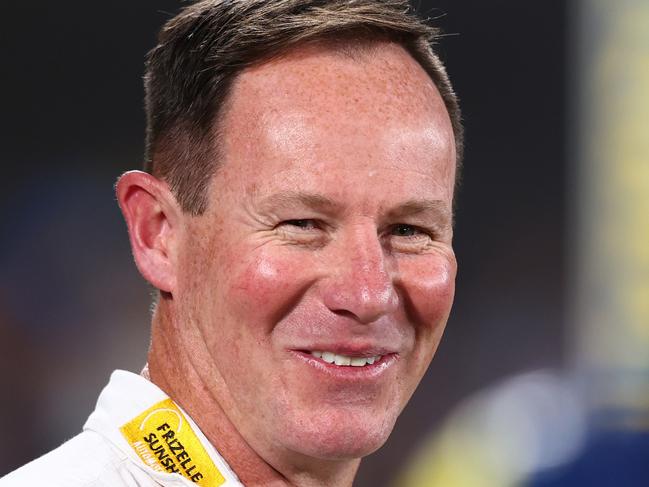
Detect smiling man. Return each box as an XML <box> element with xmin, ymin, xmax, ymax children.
<box><xmin>1</xmin><ymin>1</ymin><xmax>462</xmax><ymax>486</ymax></box>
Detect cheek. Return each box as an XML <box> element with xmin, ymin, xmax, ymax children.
<box><xmin>400</xmin><ymin>253</ymin><xmax>457</xmax><ymax>326</ymax></box>
<box><xmin>396</xmin><ymin>254</ymin><xmax>457</xmax><ymax>391</ymax></box>
<box><xmin>224</xmin><ymin>247</ymin><xmax>316</xmax><ymax>330</ymax></box>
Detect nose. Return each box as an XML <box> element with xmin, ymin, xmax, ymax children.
<box><xmin>321</xmin><ymin>226</ymin><xmax>399</xmax><ymax>324</ymax></box>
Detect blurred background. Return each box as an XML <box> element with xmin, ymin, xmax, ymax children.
<box><xmin>1</xmin><ymin>1</ymin><xmax>647</xmax><ymax>486</ymax></box>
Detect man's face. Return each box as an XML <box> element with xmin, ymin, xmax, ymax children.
<box><xmin>175</xmin><ymin>42</ymin><xmax>457</xmax><ymax>464</ymax></box>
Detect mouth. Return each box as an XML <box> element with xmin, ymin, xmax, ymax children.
<box><xmin>290</xmin><ymin>348</ymin><xmax>397</xmax><ymax>376</ymax></box>
<box><xmin>308</xmin><ymin>351</ymin><xmax>382</xmax><ymax>367</ymax></box>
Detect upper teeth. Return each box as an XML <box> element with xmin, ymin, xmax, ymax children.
<box><xmin>310</xmin><ymin>351</ymin><xmax>381</xmax><ymax>366</ymax></box>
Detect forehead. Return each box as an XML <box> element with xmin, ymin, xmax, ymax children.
<box><xmin>216</xmin><ymin>41</ymin><xmax>456</xmax><ymax>203</ymax></box>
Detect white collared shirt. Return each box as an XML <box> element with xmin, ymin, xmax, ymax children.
<box><xmin>1</xmin><ymin>370</ymin><xmax>243</xmax><ymax>487</ymax></box>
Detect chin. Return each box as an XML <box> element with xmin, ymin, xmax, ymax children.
<box><xmin>280</xmin><ymin>406</ymin><xmax>399</xmax><ymax>461</ymax></box>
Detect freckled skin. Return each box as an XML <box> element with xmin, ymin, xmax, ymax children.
<box><xmin>152</xmin><ymin>41</ymin><xmax>456</xmax><ymax>486</ymax></box>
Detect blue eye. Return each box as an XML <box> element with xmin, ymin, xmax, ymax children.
<box><xmin>391</xmin><ymin>224</ymin><xmax>419</xmax><ymax>237</ymax></box>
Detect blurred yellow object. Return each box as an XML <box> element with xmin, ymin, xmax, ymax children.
<box><xmin>396</xmin><ymin>429</ymin><xmax>516</xmax><ymax>487</ymax></box>
<box><xmin>574</xmin><ymin>0</ymin><xmax>649</xmax><ymax>415</ymax></box>
<box><xmin>394</xmin><ymin>373</ymin><xmax>585</xmax><ymax>487</ymax></box>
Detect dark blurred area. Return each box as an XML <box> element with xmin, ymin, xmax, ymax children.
<box><xmin>2</xmin><ymin>2</ymin><xmax>645</xmax><ymax>486</ymax></box>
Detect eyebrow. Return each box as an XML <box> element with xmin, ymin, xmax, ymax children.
<box><xmin>257</xmin><ymin>191</ymin><xmax>342</xmax><ymax>213</ymax></box>
<box><xmin>258</xmin><ymin>191</ymin><xmax>452</xmax><ymax>226</ymax></box>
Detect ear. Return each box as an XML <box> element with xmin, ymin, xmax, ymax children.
<box><xmin>116</xmin><ymin>171</ymin><xmax>181</xmax><ymax>293</ymax></box>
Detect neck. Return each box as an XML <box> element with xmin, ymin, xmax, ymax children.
<box><xmin>145</xmin><ymin>298</ymin><xmax>360</xmax><ymax>487</ymax></box>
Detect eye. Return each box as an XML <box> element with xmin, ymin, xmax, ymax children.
<box><xmin>390</xmin><ymin>224</ymin><xmax>423</xmax><ymax>237</ymax></box>
<box><xmin>280</xmin><ymin>219</ymin><xmax>318</xmax><ymax>230</ymax></box>
<box><xmin>386</xmin><ymin>224</ymin><xmax>437</xmax><ymax>252</ymax></box>
<box><xmin>275</xmin><ymin>219</ymin><xmax>328</xmax><ymax>247</ymax></box>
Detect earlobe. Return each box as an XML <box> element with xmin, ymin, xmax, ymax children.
<box><xmin>116</xmin><ymin>170</ymin><xmax>179</xmax><ymax>293</ymax></box>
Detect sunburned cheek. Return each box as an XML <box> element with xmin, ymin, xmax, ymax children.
<box><xmin>397</xmin><ymin>258</ymin><xmax>457</xmax><ymax>387</ymax></box>
<box><xmin>225</xmin><ymin>252</ymin><xmax>312</xmax><ymax>323</ymax></box>
<box><xmin>403</xmin><ymin>257</ymin><xmax>457</xmax><ymax>326</ymax></box>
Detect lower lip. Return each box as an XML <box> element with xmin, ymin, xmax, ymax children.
<box><xmin>290</xmin><ymin>351</ymin><xmax>397</xmax><ymax>379</ymax></box>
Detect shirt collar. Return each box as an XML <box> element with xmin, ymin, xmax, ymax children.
<box><xmin>84</xmin><ymin>369</ymin><xmax>243</xmax><ymax>486</ymax></box>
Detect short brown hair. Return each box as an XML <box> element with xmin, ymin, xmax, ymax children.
<box><xmin>144</xmin><ymin>0</ymin><xmax>463</xmax><ymax>214</ymax></box>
